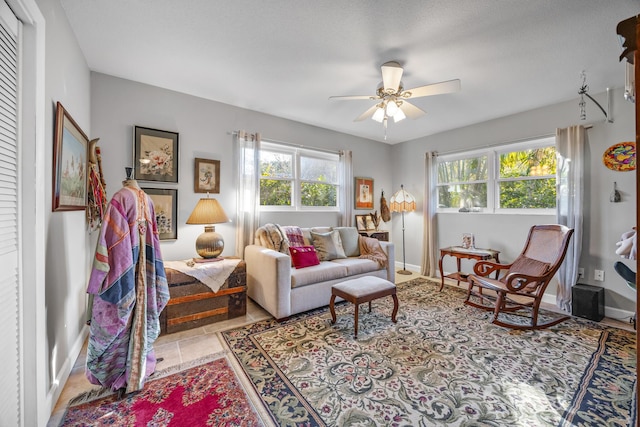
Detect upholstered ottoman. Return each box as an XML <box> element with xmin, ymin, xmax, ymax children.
<box><xmin>330</xmin><ymin>276</ymin><xmax>398</xmax><ymax>338</ymax></box>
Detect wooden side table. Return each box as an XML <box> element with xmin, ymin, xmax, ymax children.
<box><xmin>438</xmin><ymin>247</ymin><xmax>500</xmax><ymax>291</ymax></box>
<box><xmin>359</xmin><ymin>230</ymin><xmax>389</xmax><ymax>242</ymax></box>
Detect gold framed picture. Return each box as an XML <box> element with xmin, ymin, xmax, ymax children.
<box><xmin>355</xmin><ymin>214</ymin><xmax>376</xmax><ymax>232</ymax></box>
<box><xmin>134</xmin><ymin>126</ymin><xmax>179</xmax><ymax>183</ymax></box>
<box><xmin>355</xmin><ymin>177</ymin><xmax>374</xmax><ymax>209</ymax></box>
<box><xmin>52</xmin><ymin>102</ymin><xmax>89</xmax><ymax>211</ymax></box>
<box><xmin>194</xmin><ymin>158</ymin><xmax>220</xmax><ymax>193</ymax></box>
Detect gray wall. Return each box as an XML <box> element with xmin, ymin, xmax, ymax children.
<box><xmin>37</xmin><ymin>0</ymin><xmax>92</xmax><ymax>419</ymax></box>
<box><xmin>90</xmin><ymin>72</ymin><xmax>394</xmax><ymax>261</ymax></box>
<box><xmin>392</xmin><ymin>87</ymin><xmax>636</xmax><ymax>318</ymax></box>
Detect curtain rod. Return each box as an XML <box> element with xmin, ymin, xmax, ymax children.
<box><xmin>228</xmin><ymin>131</ymin><xmax>340</xmax><ymax>155</ymax></box>
<box><xmin>434</xmin><ymin>124</ymin><xmax>593</xmax><ymax>157</ymax></box>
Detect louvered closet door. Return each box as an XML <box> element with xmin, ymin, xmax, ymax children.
<box><xmin>0</xmin><ymin>1</ymin><xmax>20</xmax><ymax>425</ymax></box>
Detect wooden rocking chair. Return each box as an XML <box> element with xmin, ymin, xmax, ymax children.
<box><xmin>465</xmin><ymin>224</ymin><xmax>574</xmax><ymax>330</ymax></box>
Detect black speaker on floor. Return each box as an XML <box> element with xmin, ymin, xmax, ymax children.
<box><xmin>572</xmin><ymin>283</ymin><xmax>604</xmax><ymax>321</ymax></box>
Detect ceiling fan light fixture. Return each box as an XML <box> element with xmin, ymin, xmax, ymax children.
<box><xmin>393</xmin><ymin>108</ymin><xmax>406</xmax><ymax>122</ymax></box>
<box><xmin>372</xmin><ymin>105</ymin><xmax>385</xmax><ymax>123</ymax></box>
<box><xmin>385</xmin><ymin>100</ymin><xmax>399</xmax><ymax>117</ymax></box>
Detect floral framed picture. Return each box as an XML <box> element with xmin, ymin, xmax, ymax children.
<box><xmin>354</xmin><ymin>177</ymin><xmax>374</xmax><ymax>210</ymax></box>
<box><xmin>52</xmin><ymin>102</ymin><xmax>89</xmax><ymax>211</ymax></box>
<box><xmin>134</xmin><ymin>126</ymin><xmax>179</xmax><ymax>183</ymax></box>
<box><xmin>194</xmin><ymin>158</ymin><xmax>220</xmax><ymax>193</ymax></box>
<box><xmin>143</xmin><ymin>188</ymin><xmax>178</xmax><ymax>240</ymax></box>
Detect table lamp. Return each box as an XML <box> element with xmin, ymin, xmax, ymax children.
<box><xmin>186</xmin><ymin>196</ymin><xmax>230</xmax><ymax>261</ymax></box>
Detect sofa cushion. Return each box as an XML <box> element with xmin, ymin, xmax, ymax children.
<box><xmin>330</xmin><ymin>258</ymin><xmax>380</xmax><ymax>276</ymax></box>
<box><xmin>289</xmin><ymin>246</ymin><xmax>320</xmax><ymax>269</ymax></box>
<box><xmin>311</xmin><ymin>230</ymin><xmax>347</xmax><ymax>261</ymax></box>
<box><xmin>333</xmin><ymin>227</ymin><xmax>361</xmax><ymax>257</ymax></box>
<box><xmin>280</xmin><ymin>225</ymin><xmax>305</xmax><ymax>248</ymax></box>
<box><xmin>301</xmin><ymin>227</ymin><xmax>333</xmax><ymax>246</ymax></box>
<box><xmin>291</xmin><ymin>262</ymin><xmax>348</xmax><ymax>288</ymax></box>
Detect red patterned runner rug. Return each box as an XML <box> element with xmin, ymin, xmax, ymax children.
<box><xmin>58</xmin><ymin>355</ymin><xmax>263</xmax><ymax>426</ymax></box>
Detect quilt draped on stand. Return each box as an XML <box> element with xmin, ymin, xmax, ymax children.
<box><xmin>86</xmin><ymin>181</ymin><xmax>170</xmax><ymax>393</ymax></box>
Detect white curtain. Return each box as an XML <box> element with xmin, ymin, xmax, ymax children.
<box><xmin>235</xmin><ymin>130</ymin><xmax>261</xmax><ymax>258</ymax></box>
<box><xmin>339</xmin><ymin>150</ymin><xmax>353</xmax><ymax>226</ymax></box>
<box><xmin>555</xmin><ymin>125</ymin><xmax>585</xmax><ymax>312</ymax></box>
<box><xmin>421</xmin><ymin>152</ymin><xmax>439</xmax><ymax>277</ymax></box>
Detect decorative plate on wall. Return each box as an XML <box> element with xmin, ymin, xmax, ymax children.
<box><xmin>603</xmin><ymin>142</ymin><xmax>636</xmax><ymax>171</ymax></box>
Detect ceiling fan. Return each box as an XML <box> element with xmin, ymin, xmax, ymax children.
<box><xmin>329</xmin><ymin>61</ymin><xmax>461</xmax><ymax>135</ymax></box>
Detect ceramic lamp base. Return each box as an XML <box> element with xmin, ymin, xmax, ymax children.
<box><xmin>195</xmin><ymin>225</ymin><xmax>224</xmax><ymax>259</ymax></box>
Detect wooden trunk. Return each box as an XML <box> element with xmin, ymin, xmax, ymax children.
<box><xmin>160</xmin><ymin>260</ymin><xmax>246</xmax><ymax>334</ymax></box>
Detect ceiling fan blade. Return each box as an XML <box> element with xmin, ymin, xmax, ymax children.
<box><xmin>403</xmin><ymin>79</ymin><xmax>461</xmax><ymax>98</ymax></box>
<box><xmin>381</xmin><ymin>61</ymin><xmax>403</xmax><ymax>92</ymax></box>
<box><xmin>329</xmin><ymin>95</ymin><xmax>377</xmax><ymax>101</ymax></box>
<box><xmin>399</xmin><ymin>101</ymin><xmax>426</xmax><ymax>119</ymax></box>
<box><xmin>354</xmin><ymin>104</ymin><xmax>380</xmax><ymax>122</ymax></box>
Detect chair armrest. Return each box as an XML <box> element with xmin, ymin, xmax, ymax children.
<box><xmin>503</xmin><ymin>273</ymin><xmax>544</xmax><ymax>293</ymax></box>
<box><xmin>473</xmin><ymin>260</ymin><xmax>512</xmax><ymax>277</ymax></box>
<box><xmin>379</xmin><ymin>241</ymin><xmax>395</xmax><ymax>283</ymax></box>
<box><xmin>244</xmin><ymin>244</ymin><xmax>292</xmax><ymax>319</ymax></box>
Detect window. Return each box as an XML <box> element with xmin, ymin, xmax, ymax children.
<box><xmin>259</xmin><ymin>141</ymin><xmax>339</xmax><ymax>210</ymax></box>
<box><xmin>437</xmin><ymin>137</ymin><xmax>556</xmax><ymax>213</ymax></box>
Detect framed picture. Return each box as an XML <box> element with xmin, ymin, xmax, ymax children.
<box><xmin>194</xmin><ymin>158</ymin><xmax>220</xmax><ymax>193</ymax></box>
<box><xmin>355</xmin><ymin>214</ymin><xmax>376</xmax><ymax>232</ymax></box>
<box><xmin>354</xmin><ymin>177</ymin><xmax>374</xmax><ymax>209</ymax></box>
<box><xmin>52</xmin><ymin>102</ymin><xmax>89</xmax><ymax>211</ymax></box>
<box><xmin>143</xmin><ymin>188</ymin><xmax>178</xmax><ymax>240</ymax></box>
<box><xmin>134</xmin><ymin>126</ymin><xmax>179</xmax><ymax>183</ymax></box>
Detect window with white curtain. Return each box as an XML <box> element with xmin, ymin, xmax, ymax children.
<box><xmin>437</xmin><ymin>136</ymin><xmax>556</xmax><ymax>213</ymax></box>
<box><xmin>259</xmin><ymin>141</ymin><xmax>340</xmax><ymax>211</ymax></box>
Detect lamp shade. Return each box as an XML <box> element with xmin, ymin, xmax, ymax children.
<box><xmin>389</xmin><ymin>185</ymin><xmax>416</xmax><ymax>213</ymax></box>
<box><xmin>186</xmin><ymin>198</ymin><xmax>229</xmax><ymax>225</ymax></box>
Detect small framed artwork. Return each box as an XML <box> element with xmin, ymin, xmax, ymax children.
<box><xmin>52</xmin><ymin>102</ymin><xmax>89</xmax><ymax>211</ymax></box>
<box><xmin>355</xmin><ymin>214</ymin><xmax>376</xmax><ymax>232</ymax></box>
<box><xmin>134</xmin><ymin>126</ymin><xmax>179</xmax><ymax>183</ymax></box>
<box><xmin>194</xmin><ymin>158</ymin><xmax>220</xmax><ymax>193</ymax></box>
<box><xmin>143</xmin><ymin>188</ymin><xmax>178</xmax><ymax>240</ymax></box>
<box><xmin>354</xmin><ymin>177</ymin><xmax>374</xmax><ymax>209</ymax></box>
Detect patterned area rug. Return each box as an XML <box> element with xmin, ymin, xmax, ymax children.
<box><xmin>221</xmin><ymin>278</ymin><xmax>637</xmax><ymax>426</ymax></box>
<box><xmin>58</xmin><ymin>354</ymin><xmax>262</xmax><ymax>426</ymax></box>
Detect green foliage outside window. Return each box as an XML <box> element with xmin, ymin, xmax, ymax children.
<box><xmin>499</xmin><ymin>146</ymin><xmax>556</xmax><ymax>209</ymax></box>
<box><xmin>301</xmin><ymin>182</ymin><xmax>337</xmax><ymax>206</ymax></box>
<box><xmin>437</xmin><ymin>143</ymin><xmax>557</xmax><ymax>211</ymax></box>
<box><xmin>437</xmin><ymin>156</ymin><xmax>487</xmax><ymax>209</ymax></box>
<box><xmin>260</xmin><ymin>179</ymin><xmax>291</xmax><ymax>206</ymax></box>
<box><xmin>259</xmin><ymin>145</ymin><xmax>338</xmax><ymax>208</ymax></box>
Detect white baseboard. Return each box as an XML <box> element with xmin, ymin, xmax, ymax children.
<box><xmin>394</xmin><ymin>261</ymin><xmax>421</xmax><ymax>273</ymax></box>
<box><xmin>47</xmin><ymin>324</ymin><xmax>89</xmax><ymax>413</ymax></box>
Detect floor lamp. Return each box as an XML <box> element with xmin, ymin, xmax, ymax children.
<box><xmin>390</xmin><ymin>184</ymin><xmax>416</xmax><ymax>275</ymax></box>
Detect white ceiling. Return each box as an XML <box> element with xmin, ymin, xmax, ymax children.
<box><xmin>60</xmin><ymin>0</ymin><xmax>638</xmax><ymax>144</ymax></box>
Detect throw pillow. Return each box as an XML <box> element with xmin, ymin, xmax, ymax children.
<box><xmin>311</xmin><ymin>230</ymin><xmax>347</xmax><ymax>261</ymax></box>
<box><xmin>289</xmin><ymin>246</ymin><xmax>320</xmax><ymax>269</ymax></box>
<box><xmin>333</xmin><ymin>227</ymin><xmax>361</xmax><ymax>257</ymax></box>
<box><xmin>280</xmin><ymin>225</ymin><xmax>305</xmax><ymax>247</ymax></box>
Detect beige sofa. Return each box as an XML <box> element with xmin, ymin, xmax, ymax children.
<box><xmin>245</xmin><ymin>226</ymin><xmax>395</xmax><ymax>320</ymax></box>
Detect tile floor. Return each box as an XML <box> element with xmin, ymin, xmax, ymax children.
<box><xmin>47</xmin><ymin>272</ymin><xmax>634</xmax><ymax>425</ymax></box>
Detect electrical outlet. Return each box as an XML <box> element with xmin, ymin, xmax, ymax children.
<box><xmin>594</xmin><ymin>270</ymin><xmax>605</xmax><ymax>281</ymax></box>
<box><xmin>578</xmin><ymin>268</ymin><xmax>584</xmax><ymax>279</ymax></box>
